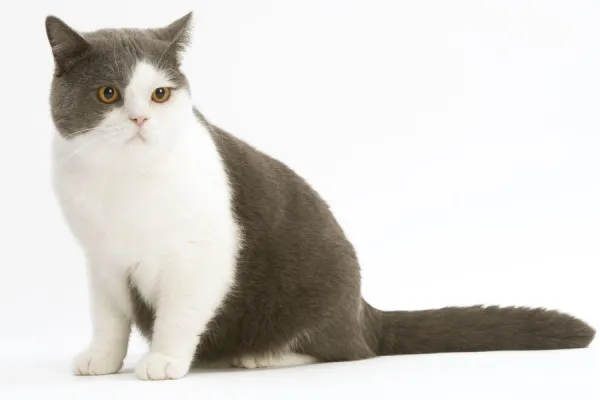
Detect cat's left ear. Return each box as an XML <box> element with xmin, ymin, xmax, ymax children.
<box><xmin>153</xmin><ymin>12</ymin><xmax>194</xmax><ymax>62</ymax></box>
<box><xmin>45</xmin><ymin>16</ymin><xmax>91</xmax><ymax>75</ymax></box>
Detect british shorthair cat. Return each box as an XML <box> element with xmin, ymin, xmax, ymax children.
<box><xmin>45</xmin><ymin>13</ymin><xmax>594</xmax><ymax>380</ymax></box>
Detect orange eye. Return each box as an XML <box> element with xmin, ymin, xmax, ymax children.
<box><xmin>152</xmin><ymin>87</ymin><xmax>171</xmax><ymax>103</ymax></box>
<box><xmin>98</xmin><ymin>87</ymin><xmax>120</xmax><ymax>104</ymax></box>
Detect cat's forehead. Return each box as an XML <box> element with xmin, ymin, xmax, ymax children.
<box><xmin>75</xmin><ymin>28</ymin><xmax>185</xmax><ymax>86</ymax></box>
<box><xmin>86</xmin><ymin>29</ymin><xmax>165</xmax><ymax>60</ymax></box>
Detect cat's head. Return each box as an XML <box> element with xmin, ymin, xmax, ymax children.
<box><xmin>46</xmin><ymin>14</ymin><xmax>195</xmax><ymax>166</ymax></box>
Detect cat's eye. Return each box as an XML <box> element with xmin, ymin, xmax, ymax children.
<box><xmin>152</xmin><ymin>87</ymin><xmax>171</xmax><ymax>103</ymax></box>
<box><xmin>98</xmin><ymin>87</ymin><xmax>120</xmax><ymax>104</ymax></box>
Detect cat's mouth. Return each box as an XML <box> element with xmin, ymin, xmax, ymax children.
<box><xmin>126</xmin><ymin>131</ymin><xmax>147</xmax><ymax>144</ymax></box>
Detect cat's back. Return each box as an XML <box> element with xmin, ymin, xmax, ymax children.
<box><xmin>204</xmin><ymin>118</ymin><xmax>360</xmax><ymax>289</ymax></box>
<box><xmin>189</xmin><ymin>119</ymin><xmax>365</xmax><ymax>359</ymax></box>
<box><xmin>206</xmin><ymin>120</ymin><xmax>341</xmax><ymax>234</ymax></box>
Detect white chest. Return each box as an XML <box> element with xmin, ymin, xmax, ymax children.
<box><xmin>53</xmin><ymin>129</ymin><xmax>240</xmax><ymax>306</ymax></box>
<box><xmin>59</xmin><ymin>170</ymin><xmax>200</xmax><ymax>259</ymax></box>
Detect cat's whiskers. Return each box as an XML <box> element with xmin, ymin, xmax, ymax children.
<box><xmin>58</xmin><ymin>137</ymin><xmax>106</xmax><ymax>165</ymax></box>
<box><xmin>61</xmin><ymin>121</ymin><xmax>122</xmax><ymax>141</ymax></box>
<box><xmin>103</xmin><ymin>60</ymin><xmax>118</xmax><ymax>77</ymax></box>
<box><xmin>155</xmin><ymin>39</ymin><xmax>179</xmax><ymax>73</ymax></box>
<box><xmin>61</xmin><ymin>127</ymin><xmax>97</xmax><ymax>140</ymax></box>
<box><xmin>58</xmin><ymin>129</ymin><xmax>122</xmax><ymax>165</ymax></box>
<box><xmin>113</xmin><ymin>42</ymin><xmax>122</xmax><ymax>76</ymax></box>
<box><xmin>162</xmin><ymin>67</ymin><xmax>185</xmax><ymax>84</ymax></box>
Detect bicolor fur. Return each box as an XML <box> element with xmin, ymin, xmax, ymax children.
<box><xmin>46</xmin><ymin>13</ymin><xmax>595</xmax><ymax>380</ymax></box>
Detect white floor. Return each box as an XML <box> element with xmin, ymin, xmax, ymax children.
<box><xmin>1</xmin><ymin>334</ymin><xmax>597</xmax><ymax>400</ymax></box>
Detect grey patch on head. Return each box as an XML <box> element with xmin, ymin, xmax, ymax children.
<box><xmin>45</xmin><ymin>13</ymin><xmax>193</xmax><ymax>139</ymax></box>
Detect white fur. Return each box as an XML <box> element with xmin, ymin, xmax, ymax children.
<box><xmin>53</xmin><ymin>61</ymin><xmax>241</xmax><ymax>380</ymax></box>
<box><xmin>232</xmin><ymin>353</ymin><xmax>317</xmax><ymax>369</ymax></box>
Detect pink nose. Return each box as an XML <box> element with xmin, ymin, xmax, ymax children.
<box><xmin>130</xmin><ymin>116</ymin><xmax>148</xmax><ymax>127</ymax></box>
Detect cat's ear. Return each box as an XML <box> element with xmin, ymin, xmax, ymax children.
<box><xmin>153</xmin><ymin>12</ymin><xmax>194</xmax><ymax>62</ymax></box>
<box><xmin>45</xmin><ymin>16</ymin><xmax>91</xmax><ymax>75</ymax></box>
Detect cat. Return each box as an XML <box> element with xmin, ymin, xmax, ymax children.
<box><xmin>45</xmin><ymin>13</ymin><xmax>595</xmax><ymax>381</ymax></box>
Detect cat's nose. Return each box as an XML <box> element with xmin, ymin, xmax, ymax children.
<box><xmin>129</xmin><ymin>116</ymin><xmax>148</xmax><ymax>127</ymax></box>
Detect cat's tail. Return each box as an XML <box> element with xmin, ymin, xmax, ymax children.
<box><xmin>367</xmin><ymin>303</ymin><xmax>595</xmax><ymax>355</ymax></box>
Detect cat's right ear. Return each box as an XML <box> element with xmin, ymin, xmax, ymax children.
<box><xmin>152</xmin><ymin>12</ymin><xmax>194</xmax><ymax>65</ymax></box>
<box><xmin>45</xmin><ymin>16</ymin><xmax>91</xmax><ymax>76</ymax></box>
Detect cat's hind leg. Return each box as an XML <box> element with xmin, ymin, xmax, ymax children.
<box><xmin>231</xmin><ymin>352</ymin><xmax>318</xmax><ymax>369</ymax></box>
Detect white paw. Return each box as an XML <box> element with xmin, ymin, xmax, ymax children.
<box><xmin>72</xmin><ymin>347</ymin><xmax>124</xmax><ymax>376</ymax></box>
<box><xmin>135</xmin><ymin>352</ymin><xmax>190</xmax><ymax>381</ymax></box>
<box><xmin>232</xmin><ymin>353</ymin><xmax>276</xmax><ymax>369</ymax></box>
<box><xmin>232</xmin><ymin>352</ymin><xmax>318</xmax><ymax>369</ymax></box>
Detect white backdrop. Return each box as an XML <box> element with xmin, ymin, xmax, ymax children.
<box><xmin>0</xmin><ymin>0</ymin><xmax>598</xmax><ymax>397</ymax></box>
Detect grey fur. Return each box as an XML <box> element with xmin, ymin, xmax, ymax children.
<box><xmin>46</xmin><ymin>14</ymin><xmax>595</xmax><ymax>366</ymax></box>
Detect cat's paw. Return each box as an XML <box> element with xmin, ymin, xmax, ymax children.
<box><xmin>135</xmin><ymin>352</ymin><xmax>189</xmax><ymax>380</ymax></box>
<box><xmin>72</xmin><ymin>347</ymin><xmax>124</xmax><ymax>376</ymax></box>
<box><xmin>232</xmin><ymin>353</ymin><xmax>276</xmax><ymax>369</ymax></box>
<box><xmin>232</xmin><ymin>352</ymin><xmax>317</xmax><ymax>369</ymax></box>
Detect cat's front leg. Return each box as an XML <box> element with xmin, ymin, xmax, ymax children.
<box><xmin>73</xmin><ymin>264</ymin><xmax>132</xmax><ymax>376</ymax></box>
<box><xmin>135</xmin><ymin>252</ymin><xmax>234</xmax><ymax>381</ymax></box>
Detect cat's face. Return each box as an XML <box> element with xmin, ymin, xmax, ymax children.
<box><xmin>46</xmin><ymin>14</ymin><xmax>194</xmax><ymax>167</ymax></box>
